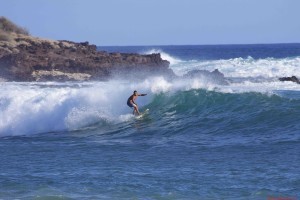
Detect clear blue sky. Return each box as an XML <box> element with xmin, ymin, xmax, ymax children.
<box><xmin>1</xmin><ymin>0</ymin><xmax>299</xmax><ymax>46</ymax></box>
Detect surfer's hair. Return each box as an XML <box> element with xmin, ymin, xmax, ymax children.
<box><xmin>134</xmin><ymin>90</ymin><xmax>137</xmax><ymax>93</ymax></box>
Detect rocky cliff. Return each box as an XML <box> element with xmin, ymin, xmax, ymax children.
<box><xmin>0</xmin><ymin>17</ymin><xmax>171</xmax><ymax>81</ymax></box>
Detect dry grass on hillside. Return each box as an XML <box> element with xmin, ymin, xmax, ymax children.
<box><xmin>0</xmin><ymin>16</ymin><xmax>29</xmax><ymax>41</ymax></box>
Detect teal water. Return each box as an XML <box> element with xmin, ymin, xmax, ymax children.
<box><xmin>0</xmin><ymin>44</ymin><xmax>300</xmax><ymax>199</ymax></box>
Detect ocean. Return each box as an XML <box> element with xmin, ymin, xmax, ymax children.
<box><xmin>0</xmin><ymin>44</ymin><xmax>299</xmax><ymax>199</ymax></box>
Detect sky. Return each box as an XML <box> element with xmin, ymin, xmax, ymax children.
<box><xmin>0</xmin><ymin>0</ymin><xmax>299</xmax><ymax>46</ymax></box>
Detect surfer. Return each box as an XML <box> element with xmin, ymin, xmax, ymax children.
<box><xmin>127</xmin><ymin>90</ymin><xmax>147</xmax><ymax>115</ymax></box>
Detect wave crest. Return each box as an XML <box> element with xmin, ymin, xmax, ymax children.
<box><xmin>142</xmin><ymin>49</ymin><xmax>182</xmax><ymax>65</ymax></box>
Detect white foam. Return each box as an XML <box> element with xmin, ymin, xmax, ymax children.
<box><xmin>119</xmin><ymin>114</ymin><xmax>135</xmax><ymax>122</ymax></box>
<box><xmin>217</xmin><ymin>80</ymin><xmax>300</xmax><ymax>94</ymax></box>
<box><xmin>135</xmin><ymin>77</ymin><xmax>172</xmax><ymax>93</ymax></box>
<box><xmin>0</xmin><ymin>82</ymin><xmax>151</xmax><ymax>136</ymax></box>
<box><xmin>0</xmin><ymin>84</ymin><xmax>72</xmax><ymax>136</ymax></box>
<box><xmin>171</xmin><ymin>56</ymin><xmax>300</xmax><ymax>78</ymax></box>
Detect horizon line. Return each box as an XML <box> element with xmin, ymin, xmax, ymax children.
<box><xmin>97</xmin><ymin>42</ymin><xmax>300</xmax><ymax>47</ymax></box>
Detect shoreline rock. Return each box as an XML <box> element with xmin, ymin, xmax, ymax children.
<box><xmin>0</xmin><ymin>32</ymin><xmax>171</xmax><ymax>81</ymax></box>
<box><xmin>279</xmin><ymin>76</ymin><xmax>300</xmax><ymax>84</ymax></box>
<box><xmin>182</xmin><ymin>69</ymin><xmax>229</xmax><ymax>85</ymax></box>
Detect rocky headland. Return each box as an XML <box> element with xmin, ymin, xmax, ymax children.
<box><xmin>6</xmin><ymin>17</ymin><xmax>293</xmax><ymax>86</ymax></box>
<box><xmin>0</xmin><ymin>17</ymin><xmax>171</xmax><ymax>81</ymax></box>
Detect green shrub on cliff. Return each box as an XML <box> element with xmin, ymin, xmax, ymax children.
<box><xmin>0</xmin><ymin>17</ymin><xmax>29</xmax><ymax>41</ymax></box>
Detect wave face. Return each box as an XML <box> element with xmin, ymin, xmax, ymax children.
<box><xmin>1</xmin><ymin>44</ymin><xmax>300</xmax><ymax>199</ymax></box>
<box><xmin>147</xmin><ymin>89</ymin><xmax>300</xmax><ymax>144</ymax></box>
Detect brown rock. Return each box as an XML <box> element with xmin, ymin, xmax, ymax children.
<box><xmin>0</xmin><ymin>34</ymin><xmax>171</xmax><ymax>81</ymax></box>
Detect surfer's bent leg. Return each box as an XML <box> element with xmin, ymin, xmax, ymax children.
<box><xmin>127</xmin><ymin>101</ymin><xmax>139</xmax><ymax>115</ymax></box>
<box><xmin>133</xmin><ymin>104</ymin><xmax>140</xmax><ymax>115</ymax></box>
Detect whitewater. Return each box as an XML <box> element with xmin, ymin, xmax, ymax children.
<box><xmin>0</xmin><ymin>44</ymin><xmax>299</xmax><ymax>199</ymax></box>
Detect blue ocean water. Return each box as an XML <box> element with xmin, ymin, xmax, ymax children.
<box><xmin>1</xmin><ymin>44</ymin><xmax>300</xmax><ymax>199</ymax></box>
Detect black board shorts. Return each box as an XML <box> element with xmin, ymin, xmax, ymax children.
<box><xmin>127</xmin><ymin>101</ymin><xmax>135</xmax><ymax>108</ymax></box>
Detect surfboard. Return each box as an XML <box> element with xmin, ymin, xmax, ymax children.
<box><xmin>135</xmin><ymin>108</ymin><xmax>149</xmax><ymax>119</ymax></box>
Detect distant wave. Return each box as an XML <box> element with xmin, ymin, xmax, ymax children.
<box><xmin>141</xmin><ymin>49</ymin><xmax>300</xmax><ymax>80</ymax></box>
<box><xmin>171</xmin><ymin>56</ymin><xmax>300</xmax><ymax>78</ymax></box>
<box><xmin>141</xmin><ymin>49</ymin><xmax>182</xmax><ymax>65</ymax></box>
